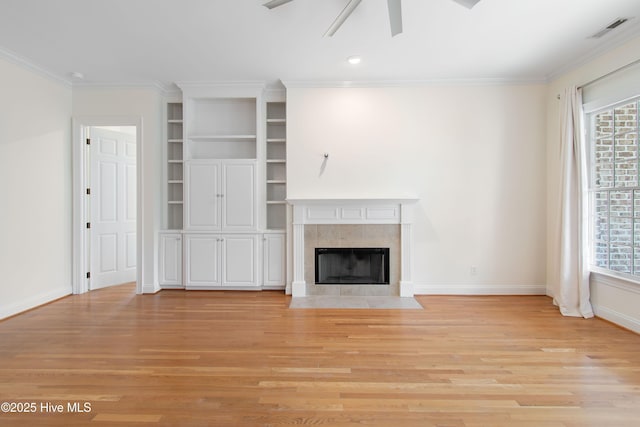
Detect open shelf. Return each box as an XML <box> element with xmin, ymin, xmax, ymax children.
<box><xmin>265</xmin><ymin>101</ymin><xmax>287</xmax><ymax>231</ymax></box>
<box><xmin>266</xmin><ymin>203</ymin><xmax>286</xmax><ymax>230</ymax></box>
<box><xmin>166</xmin><ymin>101</ymin><xmax>184</xmax><ymax>230</ymax></box>
<box><xmin>189</xmin><ymin>134</ymin><xmax>256</xmax><ymax>141</ymax></box>
<box><xmin>189</xmin><ymin>98</ymin><xmax>256</xmax><ymax>137</ymax></box>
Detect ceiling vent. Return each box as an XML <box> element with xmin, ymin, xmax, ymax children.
<box><xmin>590</xmin><ymin>17</ymin><xmax>631</xmax><ymax>38</ymax></box>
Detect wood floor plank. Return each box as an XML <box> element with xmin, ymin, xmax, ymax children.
<box><xmin>0</xmin><ymin>284</ymin><xmax>639</xmax><ymax>426</ymax></box>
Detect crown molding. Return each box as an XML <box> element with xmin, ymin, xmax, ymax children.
<box><xmin>175</xmin><ymin>80</ymin><xmax>266</xmax><ymax>90</ymax></box>
<box><xmin>72</xmin><ymin>80</ymin><xmax>174</xmax><ymax>94</ymax></box>
<box><xmin>0</xmin><ymin>45</ymin><xmax>71</xmax><ymax>87</ymax></box>
<box><xmin>282</xmin><ymin>77</ymin><xmax>547</xmax><ymax>89</ymax></box>
<box><xmin>176</xmin><ymin>81</ymin><xmax>267</xmax><ymax>99</ymax></box>
<box><xmin>546</xmin><ymin>21</ymin><xmax>640</xmax><ymax>82</ymax></box>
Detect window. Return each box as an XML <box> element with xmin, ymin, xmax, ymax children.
<box><xmin>588</xmin><ymin>97</ymin><xmax>640</xmax><ymax>276</ymax></box>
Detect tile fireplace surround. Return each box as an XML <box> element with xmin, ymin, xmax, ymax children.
<box><xmin>287</xmin><ymin>198</ymin><xmax>418</xmax><ymax>298</ymax></box>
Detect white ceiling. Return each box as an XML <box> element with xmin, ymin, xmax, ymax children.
<box><xmin>1</xmin><ymin>0</ymin><xmax>640</xmax><ymax>88</ymax></box>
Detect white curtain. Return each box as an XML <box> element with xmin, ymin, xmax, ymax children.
<box><xmin>555</xmin><ymin>86</ymin><xmax>594</xmax><ymax>318</ymax></box>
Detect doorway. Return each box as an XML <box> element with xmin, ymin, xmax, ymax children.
<box><xmin>88</xmin><ymin>126</ymin><xmax>137</xmax><ymax>290</ymax></box>
<box><xmin>72</xmin><ymin>116</ymin><xmax>143</xmax><ymax>295</ymax></box>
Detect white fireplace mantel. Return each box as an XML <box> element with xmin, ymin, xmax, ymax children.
<box><xmin>287</xmin><ymin>197</ymin><xmax>419</xmax><ymax>298</ymax></box>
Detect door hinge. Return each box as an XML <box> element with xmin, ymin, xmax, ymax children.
<box><xmin>86</xmin><ymin>138</ymin><xmax>91</xmax><ymax>145</ymax></box>
<box><xmin>86</xmin><ymin>188</ymin><xmax>91</xmax><ymax>195</ymax></box>
<box><xmin>86</xmin><ymin>272</ymin><xmax>90</xmax><ymax>279</ymax></box>
<box><xmin>86</xmin><ymin>222</ymin><xmax>91</xmax><ymax>229</ymax></box>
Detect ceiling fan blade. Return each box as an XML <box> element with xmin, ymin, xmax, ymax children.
<box><xmin>387</xmin><ymin>0</ymin><xmax>403</xmax><ymax>36</ymax></box>
<box><xmin>324</xmin><ymin>0</ymin><xmax>363</xmax><ymax>37</ymax></box>
<box><xmin>451</xmin><ymin>0</ymin><xmax>481</xmax><ymax>9</ymax></box>
<box><xmin>263</xmin><ymin>0</ymin><xmax>294</xmax><ymax>9</ymax></box>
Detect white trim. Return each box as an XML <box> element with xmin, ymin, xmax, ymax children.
<box><xmin>590</xmin><ymin>271</ymin><xmax>640</xmax><ymax>295</ymax></box>
<box><xmin>176</xmin><ymin>81</ymin><xmax>267</xmax><ymax>89</ymax></box>
<box><xmin>177</xmin><ymin>81</ymin><xmax>266</xmax><ymax>99</ymax></box>
<box><xmin>546</xmin><ymin>23</ymin><xmax>640</xmax><ymax>82</ymax></box>
<box><xmin>583</xmin><ymin>93</ymin><xmax>640</xmax><ymax>115</ymax></box>
<box><xmin>413</xmin><ymin>284</ymin><xmax>547</xmax><ymax>295</ymax></box>
<box><xmin>282</xmin><ymin>78</ymin><xmax>547</xmax><ymax>89</ymax></box>
<box><xmin>592</xmin><ymin>304</ymin><xmax>640</xmax><ymax>334</ymax></box>
<box><xmin>163</xmin><ymin>87</ymin><xmax>183</xmax><ymax>100</ymax></box>
<box><xmin>0</xmin><ymin>286</ymin><xmax>71</xmax><ymax>320</ymax></box>
<box><xmin>142</xmin><ymin>283</ymin><xmax>162</xmax><ymax>294</ymax></box>
<box><xmin>72</xmin><ymin>80</ymin><xmax>171</xmax><ymax>94</ymax></box>
<box><xmin>0</xmin><ymin>46</ymin><xmax>71</xmax><ymax>87</ymax></box>
<box><xmin>287</xmin><ymin>197</ymin><xmax>418</xmax><ymax>205</ymax></box>
<box><xmin>72</xmin><ymin>116</ymin><xmax>144</xmax><ymax>295</ymax></box>
<box><xmin>264</xmin><ymin>86</ymin><xmax>286</xmax><ymax>102</ymax></box>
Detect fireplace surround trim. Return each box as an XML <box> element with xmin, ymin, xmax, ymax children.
<box><xmin>287</xmin><ymin>198</ymin><xmax>418</xmax><ymax>298</ymax></box>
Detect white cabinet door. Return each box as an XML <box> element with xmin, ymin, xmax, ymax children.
<box><xmin>184</xmin><ymin>233</ymin><xmax>258</xmax><ymax>289</ymax></box>
<box><xmin>159</xmin><ymin>233</ymin><xmax>182</xmax><ymax>287</ymax></box>
<box><xmin>263</xmin><ymin>233</ymin><xmax>285</xmax><ymax>288</ymax></box>
<box><xmin>185</xmin><ymin>162</ymin><xmax>220</xmax><ymax>229</ymax></box>
<box><xmin>184</xmin><ymin>161</ymin><xmax>256</xmax><ymax>231</ymax></box>
<box><xmin>185</xmin><ymin>234</ymin><xmax>220</xmax><ymax>288</ymax></box>
<box><xmin>222</xmin><ymin>162</ymin><xmax>256</xmax><ymax>230</ymax></box>
<box><xmin>221</xmin><ymin>234</ymin><xmax>258</xmax><ymax>287</ymax></box>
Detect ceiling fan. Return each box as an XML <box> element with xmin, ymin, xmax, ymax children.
<box><xmin>263</xmin><ymin>0</ymin><xmax>482</xmax><ymax>37</ymax></box>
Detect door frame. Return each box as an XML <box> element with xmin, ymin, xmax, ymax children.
<box><xmin>72</xmin><ymin>115</ymin><xmax>144</xmax><ymax>295</ymax></box>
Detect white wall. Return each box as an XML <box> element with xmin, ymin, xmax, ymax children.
<box><xmin>0</xmin><ymin>56</ymin><xmax>73</xmax><ymax>318</ymax></box>
<box><xmin>547</xmin><ymin>35</ymin><xmax>640</xmax><ymax>333</ymax></box>
<box><xmin>287</xmin><ymin>84</ymin><xmax>547</xmax><ymax>294</ymax></box>
<box><xmin>72</xmin><ymin>87</ymin><xmax>163</xmax><ymax>294</ymax></box>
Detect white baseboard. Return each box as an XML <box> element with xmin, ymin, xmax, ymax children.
<box><xmin>142</xmin><ymin>282</ymin><xmax>161</xmax><ymax>294</ymax></box>
<box><xmin>292</xmin><ymin>281</ymin><xmax>306</xmax><ymax>297</ymax></box>
<box><xmin>0</xmin><ymin>285</ymin><xmax>72</xmax><ymax>320</ymax></box>
<box><xmin>592</xmin><ymin>304</ymin><xmax>640</xmax><ymax>334</ymax></box>
<box><xmin>413</xmin><ymin>283</ymin><xmax>547</xmax><ymax>295</ymax></box>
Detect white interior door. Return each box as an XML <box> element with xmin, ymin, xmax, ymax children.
<box><xmin>89</xmin><ymin>127</ymin><xmax>137</xmax><ymax>289</ymax></box>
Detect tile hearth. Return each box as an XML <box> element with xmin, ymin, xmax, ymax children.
<box><xmin>289</xmin><ymin>296</ymin><xmax>423</xmax><ymax>309</ymax></box>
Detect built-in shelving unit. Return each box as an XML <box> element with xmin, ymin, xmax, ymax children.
<box><xmin>166</xmin><ymin>102</ymin><xmax>184</xmax><ymax>230</ymax></box>
<box><xmin>266</xmin><ymin>101</ymin><xmax>287</xmax><ymax>230</ymax></box>
<box><xmin>185</xmin><ymin>98</ymin><xmax>257</xmax><ymax>160</ymax></box>
<box><xmin>158</xmin><ymin>83</ymin><xmax>286</xmax><ymax>292</ymax></box>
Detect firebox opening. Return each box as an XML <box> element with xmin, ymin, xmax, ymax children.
<box><xmin>315</xmin><ymin>248</ymin><xmax>390</xmax><ymax>285</ymax></box>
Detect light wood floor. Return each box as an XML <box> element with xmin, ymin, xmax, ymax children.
<box><xmin>1</xmin><ymin>285</ymin><xmax>639</xmax><ymax>426</ymax></box>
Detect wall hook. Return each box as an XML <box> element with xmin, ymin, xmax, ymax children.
<box><xmin>319</xmin><ymin>153</ymin><xmax>329</xmax><ymax>176</ymax></box>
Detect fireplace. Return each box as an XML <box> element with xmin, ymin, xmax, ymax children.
<box><xmin>315</xmin><ymin>248</ymin><xmax>390</xmax><ymax>285</ymax></box>
<box><xmin>287</xmin><ymin>197</ymin><xmax>418</xmax><ymax>297</ymax></box>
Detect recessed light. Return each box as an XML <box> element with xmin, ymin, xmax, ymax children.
<box><xmin>347</xmin><ymin>56</ymin><xmax>361</xmax><ymax>65</ymax></box>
